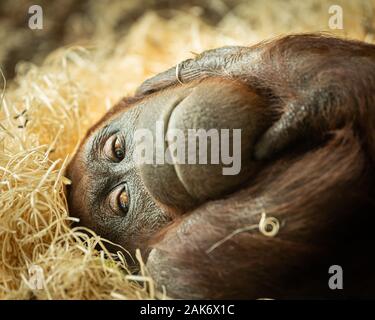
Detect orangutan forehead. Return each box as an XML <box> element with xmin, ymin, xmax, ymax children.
<box><xmin>83</xmin><ymin>95</ymin><xmax>144</xmax><ymax>142</ymax></box>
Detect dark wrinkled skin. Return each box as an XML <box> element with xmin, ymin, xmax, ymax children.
<box><xmin>67</xmin><ymin>34</ymin><xmax>375</xmax><ymax>298</ymax></box>
<box><xmin>67</xmin><ymin>78</ymin><xmax>268</xmax><ymax>258</ymax></box>
<box><xmin>66</xmin><ymin>101</ymin><xmax>168</xmax><ymax>257</ymax></box>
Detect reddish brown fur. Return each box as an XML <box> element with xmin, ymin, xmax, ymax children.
<box><xmin>142</xmin><ymin>35</ymin><xmax>375</xmax><ymax>298</ymax></box>
<box><xmin>146</xmin><ymin>127</ymin><xmax>375</xmax><ymax>298</ymax></box>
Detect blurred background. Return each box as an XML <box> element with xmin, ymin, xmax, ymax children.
<box><xmin>1</xmin><ymin>0</ymin><xmax>375</xmax><ymax>79</ymax></box>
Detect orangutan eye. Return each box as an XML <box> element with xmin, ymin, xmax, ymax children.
<box><xmin>108</xmin><ymin>183</ymin><xmax>130</xmax><ymax>216</ymax></box>
<box><xmin>103</xmin><ymin>135</ymin><xmax>125</xmax><ymax>162</ymax></box>
<box><xmin>118</xmin><ymin>185</ymin><xmax>130</xmax><ymax>213</ymax></box>
<box><xmin>113</xmin><ymin>137</ymin><xmax>125</xmax><ymax>160</ymax></box>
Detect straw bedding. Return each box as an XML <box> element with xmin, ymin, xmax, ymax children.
<box><xmin>0</xmin><ymin>0</ymin><xmax>374</xmax><ymax>299</ymax></box>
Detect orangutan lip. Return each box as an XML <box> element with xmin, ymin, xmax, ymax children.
<box><xmin>161</xmin><ymin>95</ymin><xmax>188</xmax><ymax>134</ymax></box>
